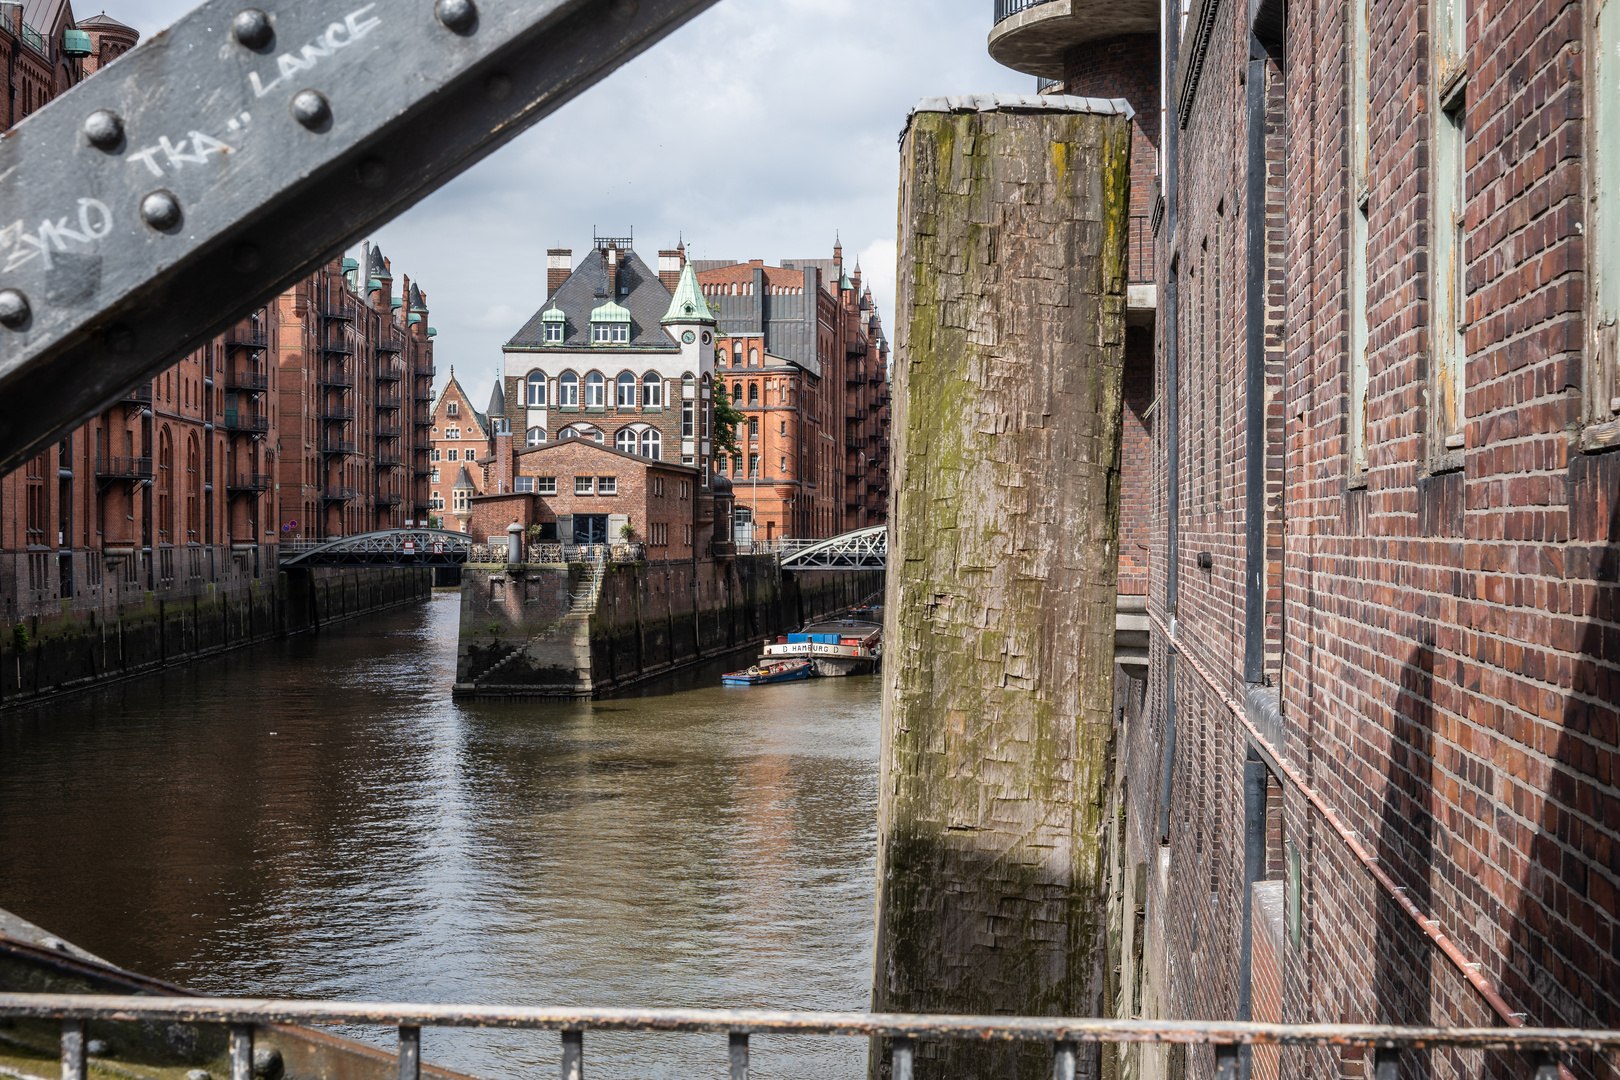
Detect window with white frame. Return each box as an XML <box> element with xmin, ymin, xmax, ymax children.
<box><xmin>559</xmin><ymin>372</ymin><xmax>579</xmax><ymax>406</ymax></box>
<box><xmin>527</xmin><ymin>371</ymin><xmax>547</xmax><ymax>406</ymax></box>
<box><xmin>615</xmin><ymin>428</ymin><xmax>638</xmax><ymax>454</ymax></box>
<box><xmin>515</xmin><ymin>475</ymin><xmax>535</xmax><ymax>493</ymax></box>
<box><xmin>642</xmin><ymin>373</ymin><xmax>662</xmax><ymax>407</ymax></box>
<box><xmin>431</xmin><ymin>468</ymin><xmax>440</xmax><ymax>483</ymax></box>
<box><xmin>452</xmin><ymin>489</ymin><xmax>468</xmax><ymax>512</ymax></box>
<box><xmin>640</xmin><ymin>429</ymin><xmax>660</xmax><ymax>460</ymax></box>
<box><xmin>597</xmin><ymin>476</ymin><xmax>617</xmax><ymax>494</ymax></box>
<box><xmin>617</xmin><ymin>371</ymin><xmax>637</xmax><ymax>407</ymax></box>
<box><xmin>575</xmin><ymin>476</ymin><xmax>593</xmax><ymax>495</ymax></box>
<box><xmin>430</xmin><ymin>448</ymin><xmax>441</xmax><ymax>462</ymax></box>
<box><xmin>682</xmin><ymin>400</ymin><xmax>694</xmax><ymax>436</ymax></box>
<box><xmin>537</xmin><ymin>476</ymin><xmax>557</xmax><ymax>495</ymax></box>
<box><xmin>544</xmin><ymin>323</ymin><xmax>563</xmax><ymax>343</ymax></box>
<box><xmin>585</xmin><ymin>371</ymin><xmax>605</xmax><ymax>407</ymax></box>
<box><xmin>527</xmin><ymin>426</ymin><xmax>546</xmax><ymax>446</ymax></box>
<box><xmin>447</xmin><ymin>401</ymin><xmax>458</xmax><ymax>416</ymax></box>
<box><xmin>447</xmin><ymin>449</ymin><xmax>459</xmax><ymax>461</ymax></box>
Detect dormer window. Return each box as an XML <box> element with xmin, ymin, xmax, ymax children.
<box><xmin>541</xmin><ymin>304</ymin><xmax>566</xmax><ymax>344</ymax></box>
<box><xmin>590</xmin><ymin>299</ymin><xmax>631</xmax><ymax>345</ymax></box>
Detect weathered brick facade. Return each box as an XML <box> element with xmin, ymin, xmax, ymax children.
<box><xmin>991</xmin><ymin>0</ymin><xmax>1619</xmax><ymax>1074</ymax></box>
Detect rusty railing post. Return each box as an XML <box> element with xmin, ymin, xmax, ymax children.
<box><xmin>398</xmin><ymin>1025</ymin><xmax>421</xmax><ymax>1080</ymax></box>
<box><xmin>229</xmin><ymin>1025</ymin><xmax>253</xmax><ymax>1080</ymax></box>
<box><xmin>560</xmin><ymin>1029</ymin><xmax>583</xmax><ymax>1080</ymax></box>
<box><xmin>60</xmin><ymin>1019</ymin><xmax>85</xmax><ymax>1080</ymax></box>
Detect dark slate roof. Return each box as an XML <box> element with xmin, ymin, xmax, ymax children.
<box><xmin>408</xmin><ymin>282</ymin><xmax>425</xmax><ymax>310</ymax></box>
<box><xmin>369</xmin><ymin>244</ymin><xmax>389</xmax><ymax>278</ymax></box>
<box><xmin>486</xmin><ymin>380</ymin><xmax>506</xmax><ymax>418</ymax></box>
<box><xmin>77</xmin><ymin>12</ymin><xmax>135</xmax><ymax>29</ymax></box>
<box><xmin>505</xmin><ymin>248</ymin><xmax>677</xmax><ymax>351</ymax></box>
<box><xmin>452</xmin><ymin>465</ymin><xmax>474</xmax><ymax>489</ymax></box>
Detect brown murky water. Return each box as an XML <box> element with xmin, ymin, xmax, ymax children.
<box><xmin>0</xmin><ymin>592</ymin><xmax>880</xmax><ymax>1079</ymax></box>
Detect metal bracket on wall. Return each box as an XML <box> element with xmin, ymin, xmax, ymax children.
<box><xmin>0</xmin><ymin>0</ymin><xmax>718</xmax><ymax>475</ymax></box>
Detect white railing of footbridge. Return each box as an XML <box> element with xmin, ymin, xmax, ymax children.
<box><xmin>777</xmin><ymin>526</ymin><xmax>887</xmax><ymax>569</ymax></box>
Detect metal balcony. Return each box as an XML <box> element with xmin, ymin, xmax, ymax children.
<box><xmin>95</xmin><ymin>455</ymin><xmax>152</xmax><ymax>480</ymax></box>
<box><xmin>224</xmin><ymin>369</ymin><xmax>268</xmax><ymax>393</ymax></box>
<box><xmin>376</xmin><ymin>394</ymin><xmax>403</xmax><ymax>411</ymax></box>
<box><xmin>321</xmin><ymin>340</ymin><xmax>355</xmax><ymax>356</ymax></box>
<box><xmin>321</xmin><ymin>486</ymin><xmax>359</xmax><ymax>501</ymax></box>
<box><xmin>321</xmin><ymin>440</ymin><xmax>356</xmax><ymax>456</ymax></box>
<box><xmin>226</xmin><ymin>473</ymin><xmax>273</xmax><ymax>493</ymax></box>
<box><xmin>319</xmin><ymin>407</ymin><xmax>355</xmax><ymax>423</ymax></box>
<box><xmin>375</xmin><ymin>491</ymin><xmax>404</xmax><ymax>506</ymax></box>
<box><xmin>375</xmin><ymin>336</ymin><xmax>404</xmax><ymax>354</ymax></box>
<box><xmin>988</xmin><ymin>0</ymin><xmax>1157</xmax><ymax>80</ymax></box>
<box><xmin>321</xmin><ymin>306</ymin><xmax>354</xmax><ymax>321</ymax></box>
<box><xmin>225</xmin><ymin>329</ymin><xmax>269</xmax><ymax>349</ymax></box>
<box><xmin>376</xmin><ymin>366</ymin><xmax>403</xmax><ymax>383</ymax></box>
<box><xmin>376</xmin><ymin>424</ymin><xmax>403</xmax><ymax>440</ymax></box>
<box><xmin>124</xmin><ymin>385</ymin><xmax>153</xmax><ymax>405</ymax></box>
<box><xmin>223</xmin><ymin>411</ymin><xmax>269</xmax><ymax>434</ymax></box>
<box><xmin>319</xmin><ymin>369</ymin><xmax>354</xmax><ymax>389</ymax></box>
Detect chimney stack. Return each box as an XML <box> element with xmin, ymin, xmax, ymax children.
<box><xmin>605</xmin><ymin>243</ymin><xmax>620</xmax><ymax>298</ymax></box>
<box><xmin>658</xmin><ymin>249</ymin><xmax>683</xmax><ymax>292</ymax></box>
<box><xmin>547</xmin><ymin>248</ymin><xmax>572</xmax><ymax>298</ymax></box>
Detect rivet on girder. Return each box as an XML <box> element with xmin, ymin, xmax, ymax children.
<box><xmin>82</xmin><ymin>110</ymin><xmax>124</xmax><ymax>150</ymax></box>
<box><xmin>232</xmin><ymin>9</ymin><xmax>273</xmax><ymax>50</ymax></box>
<box><xmin>435</xmin><ymin>0</ymin><xmax>477</xmax><ymax>34</ymax></box>
<box><xmin>291</xmin><ymin>90</ymin><xmax>332</xmax><ymax>130</ymax></box>
<box><xmin>140</xmin><ymin>190</ymin><xmax>182</xmax><ymax>231</ymax></box>
<box><xmin>0</xmin><ymin>289</ymin><xmax>31</xmax><ymax>329</ymax></box>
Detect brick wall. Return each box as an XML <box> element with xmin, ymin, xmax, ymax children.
<box><xmin>1113</xmin><ymin>0</ymin><xmax>1618</xmax><ymax>1071</ymax></box>
<box><xmin>514</xmin><ymin>441</ymin><xmax>699</xmax><ymax>559</ymax></box>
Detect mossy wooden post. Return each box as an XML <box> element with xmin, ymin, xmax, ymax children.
<box><xmin>872</xmin><ymin>98</ymin><xmax>1132</xmax><ymax>1080</ymax></box>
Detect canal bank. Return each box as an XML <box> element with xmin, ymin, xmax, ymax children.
<box><xmin>0</xmin><ymin>566</ymin><xmax>431</xmax><ymax>710</ymax></box>
<box><xmin>454</xmin><ymin>555</ymin><xmax>883</xmax><ymax>699</ymax></box>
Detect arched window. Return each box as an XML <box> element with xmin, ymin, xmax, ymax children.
<box><xmin>526</xmin><ymin>426</ymin><xmax>546</xmax><ymax>446</ymax></box>
<box><xmin>560</xmin><ymin>427</ymin><xmax>578</xmax><ymax>439</ymax></box>
<box><xmin>615</xmin><ymin>428</ymin><xmax>638</xmax><ymax>454</ymax></box>
<box><xmin>157</xmin><ymin>427</ymin><xmax>173</xmax><ymax>544</ymax></box>
<box><xmin>749</xmin><ymin>348</ymin><xmax>758</xmax><ymax>365</ymax></box>
<box><xmin>527</xmin><ymin>371</ymin><xmax>547</xmax><ymax>406</ymax></box>
<box><xmin>748</xmin><ymin>382</ymin><xmax>759</xmax><ymax>405</ymax></box>
<box><xmin>642</xmin><ymin>372</ymin><xmax>662</xmax><ymax>407</ymax></box>
<box><xmin>558</xmin><ymin>371</ymin><xmax>579</xmax><ymax>406</ymax></box>
<box><xmin>563</xmin><ymin>425</ymin><xmax>603</xmax><ymax>443</ymax></box>
<box><xmin>616</xmin><ymin>371</ymin><xmax>637</xmax><ymax>407</ymax></box>
<box><xmin>732</xmin><ymin>342</ymin><xmax>742</xmax><ymax>366</ymax></box>
<box><xmin>640</xmin><ymin>429</ymin><xmax>661</xmax><ymax>460</ymax></box>
<box><xmin>185</xmin><ymin>434</ymin><xmax>200</xmax><ymax>543</ymax></box>
<box><xmin>731</xmin><ymin>382</ymin><xmax>742</xmax><ymax>404</ymax></box>
<box><xmin>585</xmin><ymin>371</ymin><xmax>605</xmax><ymax>407</ymax></box>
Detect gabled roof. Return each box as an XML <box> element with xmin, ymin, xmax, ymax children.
<box><xmin>662</xmin><ymin>262</ymin><xmax>715</xmax><ymax>325</ymax></box>
<box><xmin>515</xmin><ymin>437</ymin><xmax>699</xmax><ymax>474</ymax></box>
<box><xmin>437</xmin><ymin>371</ymin><xmax>489</xmax><ymax>439</ymax></box>
<box><xmin>505</xmin><ymin>248</ymin><xmax>677</xmax><ymax>351</ymax></box>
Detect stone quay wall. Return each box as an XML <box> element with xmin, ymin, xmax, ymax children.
<box><xmin>454</xmin><ymin>556</ymin><xmax>882</xmax><ymax>699</ymax></box>
<box><xmin>0</xmin><ymin>566</ymin><xmax>432</xmax><ymax>710</ymax></box>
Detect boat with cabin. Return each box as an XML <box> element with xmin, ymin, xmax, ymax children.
<box><xmin>760</xmin><ymin>617</ymin><xmax>882</xmax><ymax>677</ymax></box>
<box><xmin>721</xmin><ymin>659</ymin><xmax>813</xmax><ymax>685</ymax></box>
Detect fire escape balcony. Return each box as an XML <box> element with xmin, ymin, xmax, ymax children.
<box><xmin>225</xmin><ymin>329</ymin><xmax>268</xmax><ymax>349</ymax></box>
<box><xmin>95</xmin><ymin>456</ymin><xmax>152</xmax><ymax>481</ymax></box>
<box><xmin>223</xmin><ymin>411</ymin><xmax>269</xmax><ymax>434</ymax></box>
<box><xmin>321</xmin><ymin>306</ymin><xmax>354</xmax><ymax>321</ymax></box>
<box><xmin>988</xmin><ymin>0</ymin><xmax>1157</xmax><ymax>82</ymax></box>
<box><xmin>321</xmin><ymin>486</ymin><xmax>359</xmax><ymax>502</ymax></box>
<box><xmin>375</xmin><ymin>490</ymin><xmax>403</xmax><ymax>506</ymax></box>
<box><xmin>319</xmin><ymin>368</ymin><xmax>354</xmax><ymax>388</ymax></box>
<box><xmin>225</xmin><ymin>369</ymin><xmax>268</xmax><ymax>393</ymax></box>
<box><xmin>376</xmin><ymin>365</ymin><xmax>403</xmax><ymax>383</ymax></box>
<box><xmin>376</xmin><ymin>392</ymin><xmax>402</xmax><ymax>411</ymax></box>
<box><xmin>319</xmin><ymin>405</ymin><xmax>355</xmax><ymax>422</ymax></box>
<box><xmin>321</xmin><ymin>439</ymin><xmax>356</xmax><ymax>456</ymax></box>
<box><xmin>376</xmin><ymin>335</ymin><xmax>404</xmax><ymax>354</ymax></box>
<box><xmin>226</xmin><ymin>473</ymin><xmax>273</xmax><ymax>493</ymax></box>
<box><xmin>321</xmin><ymin>340</ymin><xmax>354</xmax><ymax>356</ymax></box>
<box><xmin>376</xmin><ymin>421</ymin><xmax>403</xmax><ymax>439</ymax></box>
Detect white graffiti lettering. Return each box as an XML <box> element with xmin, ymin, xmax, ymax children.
<box><xmin>0</xmin><ymin>198</ymin><xmax>113</xmax><ymax>274</ymax></box>
<box><xmin>127</xmin><ymin>130</ymin><xmax>237</xmax><ymax>177</ymax></box>
<box><xmin>248</xmin><ymin>5</ymin><xmax>382</xmax><ymax>98</ymax></box>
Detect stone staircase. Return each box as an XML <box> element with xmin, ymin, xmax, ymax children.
<box><xmin>471</xmin><ymin>555</ymin><xmax>606</xmax><ymax>689</ymax></box>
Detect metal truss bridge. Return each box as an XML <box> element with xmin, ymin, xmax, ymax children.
<box><xmin>280</xmin><ymin>529</ymin><xmax>475</xmax><ymax>567</ymax></box>
<box><xmin>777</xmin><ymin>526</ymin><xmax>886</xmax><ymax>570</ymax></box>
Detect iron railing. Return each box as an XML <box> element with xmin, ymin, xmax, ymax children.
<box><xmin>1037</xmin><ymin>75</ymin><xmax>1063</xmax><ymax>93</ymax></box>
<box><xmin>0</xmin><ymin>994</ymin><xmax>1607</xmax><ymax>1080</ymax></box>
<box><xmin>224</xmin><ymin>369</ymin><xmax>268</xmax><ymax>392</ymax></box>
<box><xmin>225</xmin><ymin>330</ymin><xmax>268</xmax><ymax>349</ymax></box>
<box><xmin>223</xmin><ymin>412</ymin><xmax>269</xmax><ymax>434</ymax></box>
<box><xmin>94</xmin><ymin>456</ymin><xmax>152</xmax><ymax>480</ymax></box>
<box><xmin>994</xmin><ymin>0</ymin><xmax>1060</xmax><ymax>21</ymax></box>
<box><xmin>1128</xmin><ymin>214</ymin><xmax>1156</xmax><ymax>285</ymax></box>
<box><xmin>376</xmin><ymin>365</ymin><xmax>403</xmax><ymax>383</ymax></box>
<box><xmin>226</xmin><ymin>474</ymin><xmax>273</xmax><ymax>493</ymax></box>
<box><xmin>464</xmin><ymin>542</ymin><xmax>647</xmax><ymax>565</ymax></box>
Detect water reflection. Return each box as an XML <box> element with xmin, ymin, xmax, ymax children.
<box><xmin>0</xmin><ymin>593</ymin><xmax>879</xmax><ymax>1078</ymax></box>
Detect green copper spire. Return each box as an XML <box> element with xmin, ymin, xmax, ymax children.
<box><xmin>661</xmin><ymin>261</ymin><xmax>715</xmax><ymax>325</ymax></box>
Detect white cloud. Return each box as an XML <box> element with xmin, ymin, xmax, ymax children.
<box><xmin>99</xmin><ymin>0</ymin><xmax>1025</xmax><ymax>395</ymax></box>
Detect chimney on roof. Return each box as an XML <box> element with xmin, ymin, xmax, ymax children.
<box><xmin>605</xmin><ymin>243</ymin><xmax>620</xmax><ymax>298</ymax></box>
<box><xmin>547</xmin><ymin>249</ymin><xmax>572</xmax><ymax>299</ymax></box>
<box><xmin>658</xmin><ymin>249</ymin><xmax>683</xmax><ymax>292</ymax></box>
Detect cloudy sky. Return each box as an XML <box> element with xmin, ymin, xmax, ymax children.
<box><xmin>102</xmin><ymin>0</ymin><xmax>1027</xmax><ymax>398</ymax></box>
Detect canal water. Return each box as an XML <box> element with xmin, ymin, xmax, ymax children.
<box><xmin>0</xmin><ymin>592</ymin><xmax>881</xmax><ymax>1079</ymax></box>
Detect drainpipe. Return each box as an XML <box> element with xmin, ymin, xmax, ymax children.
<box><xmin>1242</xmin><ymin>32</ymin><xmax>1269</xmax><ymax>686</ymax></box>
<box><xmin>1157</xmin><ymin>0</ymin><xmax>1182</xmax><ymax>844</ymax></box>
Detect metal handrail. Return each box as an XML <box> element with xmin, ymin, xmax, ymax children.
<box><xmin>0</xmin><ymin>992</ymin><xmax>1609</xmax><ymax>1080</ymax></box>
<box><xmin>993</xmin><ymin>0</ymin><xmax>1060</xmax><ymax>22</ymax></box>
<box><xmin>1128</xmin><ymin>214</ymin><xmax>1155</xmax><ymax>285</ymax></box>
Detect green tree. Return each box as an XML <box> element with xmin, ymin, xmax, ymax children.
<box><xmin>711</xmin><ymin>371</ymin><xmax>746</xmax><ymax>458</ymax></box>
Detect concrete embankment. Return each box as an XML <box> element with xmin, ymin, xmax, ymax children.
<box><xmin>0</xmin><ymin>566</ymin><xmax>431</xmax><ymax>709</ymax></box>
<box><xmin>454</xmin><ymin>556</ymin><xmax>882</xmax><ymax>698</ymax></box>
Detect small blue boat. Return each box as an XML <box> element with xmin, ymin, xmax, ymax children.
<box><xmin>722</xmin><ymin>659</ymin><xmax>812</xmax><ymax>685</ymax></box>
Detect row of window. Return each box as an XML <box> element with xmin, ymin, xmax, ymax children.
<box><xmin>524</xmin><ymin>370</ymin><xmax>674</xmax><ymax>408</ymax></box>
<box><xmin>428</xmin><ymin>447</ymin><xmax>477</xmax><ymax>462</ymax></box>
<box><xmin>536</xmin><ymin>322</ymin><xmax>629</xmax><ymax>344</ymax></box>
<box><xmin>521</xmin><ymin>425</ymin><xmax>664</xmax><ymax>460</ymax></box>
